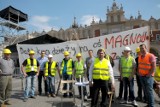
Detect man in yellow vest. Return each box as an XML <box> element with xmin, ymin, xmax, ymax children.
<box><xmin>74</xmin><ymin>53</ymin><xmax>87</xmax><ymax>101</ymax></box>
<box><xmin>44</xmin><ymin>54</ymin><xmax>59</xmax><ymax>97</ymax></box>
<box><xmin>21</xmin><ymin>50</ymin><xmax>40</xmax><ymax>102</ymax></box>
<box><xmin>119</xmin><ymin>47</ymin><xmax>138</xmax><ymax>106</ymax></box>
<box><xmin>154</xmin><ymin>60</ymin><xmax>160</xmax><ymax>98</ymax></box>
<box><xmin>60</xmin><ymin>51</ymin><xmax>74</xmax><ymax>97</ymax></box>
<box><xmin>89</xmin><ymin>48</ymin><xmax>115</xmax><ymax>107</ymax></box>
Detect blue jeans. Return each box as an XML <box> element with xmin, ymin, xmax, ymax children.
<box><xmin>24</xmin><ymin>75</ymin><xmax>36</xmax><ymax>98</ymax></box>
<box><xmin>140</xmin><ymin>76</ymin><xmax>154</xmax><ymax>107</ymax></box>
<box><xmin>62</xmin><ymin>74</ymin><xmax>72</xmax><ymax>95</ymax></box>
<box><xmin>46</xmin><ymin>75</ymin><xmax>55</xmax><ymax>94</ymax></box>
<box><xmin>123</xmin><ymin>77</ymin><xmax>135</xmax><ymax>101</ymax></box>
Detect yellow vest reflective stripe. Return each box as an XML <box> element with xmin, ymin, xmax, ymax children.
<box><xmin>121</xmin><ymin>56</ymin><xmax>133</xmax><ymax>77</ymax></box>
<box><xmin>75</xmin><ymin>60</ymin><xmax>84</xmax><ymax>78</ymax></box>
<box><xmin>93</xmin><ymin>58</ymin><xmax>109</xmax><ymax>80</ymax></box>
<box><xmin>45</xmin><ymin>61</ymin><xmax>57</xmax><ymax>76</ymax></box>
<box><xmin>25</xmin><ymin>58</ymin><xmax>37</xmax><ymax>72</ymax></box>
<box><xmin>60</xmin><ymin>59</ymin><xmax>73</xmax><ymax>75</ymax></box>
<box><xmin>154</xmin><ymin>66</ymin><xmax>160</xmax><ymax>81</ymax></box>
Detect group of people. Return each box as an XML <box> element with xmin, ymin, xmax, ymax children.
<box><xmin>0</xmin><ymin>43</ymin><xmax>160</xmax><ymax>107</ymax></box>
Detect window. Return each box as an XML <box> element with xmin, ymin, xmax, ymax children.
<box><xmin>156</xmin><ymin>34</ymin><xmax>160</xmax><ymax>41</ymax></box>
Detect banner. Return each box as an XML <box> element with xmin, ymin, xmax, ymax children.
<box><xmin>17</xmin><ymin>26</ymin><xmax>150</xmax><ymax>76</ymax></box>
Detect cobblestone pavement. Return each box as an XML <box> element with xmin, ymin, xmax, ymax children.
<box><xmin>5</xmin><ymin>78</ymin><xmax>160</xmax><ymax>107</ymax></box>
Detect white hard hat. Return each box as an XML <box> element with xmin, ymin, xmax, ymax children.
<box><xmin>124</xmin><ymin>47</ymin><xmax>131</xmax><ymax>51</ymax></box>
<box><xmin>48</xmin><ymin>54</ymin><xmax>53</xmax><ymax>58</ymax></box>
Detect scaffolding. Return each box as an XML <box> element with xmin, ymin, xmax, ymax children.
<box><xmin>0</xmin><ymin>6</ymin><xmax>28</xmax><ymax>44</ymax></box>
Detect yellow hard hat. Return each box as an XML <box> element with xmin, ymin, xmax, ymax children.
<box><xmin>76</xmin><ymin>53</ymin><xmax>81</xmax><ymax>57</ymax></box>
<box><xmin>3</xmin><ymin>48</ymin><xmax>11</xmax><ymax>54</ymax></box>
<box><xmin>136</xmin><ymin>47</ymin><xmax>140</xmax><ymax>53</ymax></box>
<box><xmin>29</xmin><ymin>50</ymin><xmax>35</xmax><ymax>54</ymax></box>
<box><xmin>64</xmin><ymin>51</ymin><xmax>69</xmax><ymax>56</ymax></box>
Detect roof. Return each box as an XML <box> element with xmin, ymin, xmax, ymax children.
<box><xmin>6</xmin><ymin>34</ymin><xmax>65</xmax><ymax>52</ymax></box>
<box><xmin>0</xmin><ymin>6</ymin><xmax>28</xmax><ymax>23</ymax></box>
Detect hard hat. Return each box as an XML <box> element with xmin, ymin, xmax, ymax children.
<box><xmin>29</xmin><ymin>50</ymin><xmax>35</xmax><ymax>54</ymax></box>
<box><xmin>76</xmin><ymin>53</ymin><xmax>81</xmax><ymax>57</ymax></box>
<box><xmin>3</xmin><ymin>48</ymin><xmax>11</xmax><ymax>54</ymax></box>
<box><xmin>64</xmin><ymin>51</ymin><xmax>69</xmax><ymax>55</ymax></box>
<box><xmin>124</xmin><ymin>47</ymin><xmax>131</xmax><ymax>51</ymax></box>
<box><xmin>48</xmin><ymin>54</ymin><xmax>53</xmax><ymax>58</ymax></box>
<box><xmin>136</xmin><ymin>47</ymin><xmax>140</xmax><ymax>53</ymax></box>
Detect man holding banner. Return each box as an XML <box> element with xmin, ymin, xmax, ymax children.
<box><xmin>60</xmin><ymin>51</ymin><xmax>74</xmax><ymax>97</ymax></box>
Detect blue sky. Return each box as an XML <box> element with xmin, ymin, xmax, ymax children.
<box><xmin>1</xmin><ymin>0</ymin><xmax>160</xmax><ymax>33</ymax></box>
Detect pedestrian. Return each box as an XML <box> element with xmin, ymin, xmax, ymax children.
<box><xmin>37</xmin><ymin>51</ymin><xmax>48</xmax><ymax>95</ymax></box>
<box><xmin>85</xmin><ymin>50</ymin><xmax>94</xmax><ymax>99</ymax></box>
<box><xmin>44</xmin><ymin>54</ymin><xmax>59</xmax><ymax>97</ymax></box>
<box><xmin>89</xmin><ymin>48</ymin><xmax>115</xmax><ymax>107</ymax></box>
<box><xmin>60</xmin><ymin>51</ymin><xmax>74</xmax><ymax>97</ymax></box>
<box><xmin>74</xmin><ymin>53</ymin><xmax>87</xmax><ymax>101</ymax></box>
<box><xmin>135</xmin><ymin>47</ymin><xmax>146</xmax><ymax>101</ymax></box>
<box><xmin>21</xmin><ymin>50</ymin><xmax>40</xmax><ymax>102</ymax></box>
<box><xmin>0</xmin><ymin>48</ymin><xmax>15</xmax><ymax>105</ymax></box>
<box><xmin>138</xmin><ymin>44</ymin><xmax>156</xmax><ymax>107</ymax></box>
<box><xmin>119</xmin><ymin>47</ymin><xmax>138</xmax><ymax>106</ymax></box>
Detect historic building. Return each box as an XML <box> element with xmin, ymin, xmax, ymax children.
<box><xmin>1</xmin><ymin>1</ymin><xmax>160</xmax><ymax>58</ymax></box>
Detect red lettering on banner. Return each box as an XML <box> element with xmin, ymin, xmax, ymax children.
<box><xmin>105</xmin><ymin>31</ymin><xmax>149</xmax><ymax>49</ymax></box>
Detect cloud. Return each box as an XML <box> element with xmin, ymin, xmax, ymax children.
<box><xmin>80</xmin><ymin>15</ymin><xmax>100</xmax><ymax>26</ymax></box>
<box><xmin>157</xmin><ymin>4</ymin><xmax>160</xmax><ymax>8</ymax></box>
<box><xmin>29</xmin><ymin>15</ymin><xmax>59</xmax><ymax>32</ymax></box>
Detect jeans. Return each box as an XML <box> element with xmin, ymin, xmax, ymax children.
<box><xmin>62</xmin><ymin>74</ymin><xmax>73</xmax><ymax>95</ymax></box>
<box><xmin>24</xmin><ymin>75</ymin><xmax>36</xmax><ymax>98</ymax></box>
<box><xmin>123</xmin><ymin>77</ymin><xmax>135</xmax><ymax>101</ymax></box>
<box><xmin>140</xmin><ymin>76</ymin><xmax>154</xmax><ymax>107</ymax></box>
<box><xmin>46</xmin><ymin>75</ymin><xmax>55</xmax><ymax>94</ymax></box>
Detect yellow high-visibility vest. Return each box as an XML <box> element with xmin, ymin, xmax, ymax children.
<box><xmin>75</xmin><ymin>60</ymin><xmax>84</xmax><ymax>78</ymax></box>
<box><xmin>93</xmin><ymin>58</ymin><xmax>110</xmax><ymax>80</ymax></box>
<box><xmin>121</xmin><ymin>56</ymin><xmax>133</xmax><ymax>78</ymax></box>
<box><xmin>25</xmin><ymin>58</ymin><xmax>37</xmax><ymax>72</ymax></box>
<box><xmin>44</xmin><ymin>61</ymin><xmax>57</xmax><ymax>76</ymax></box>
<box><xmin>60</xmin><ymin>59</ymin><xmax>73</xmax><ymax>75</ymax></box>
<box><xmin>154</xmin><ymin>66</ymin><xmax>160</xmax><ymax>82</ymax></box>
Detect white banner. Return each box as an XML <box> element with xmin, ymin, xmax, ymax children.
<box><xmin>17</xmin><ymin>26</ymin><xmax>150</xmax><ymax>76</ymax></box>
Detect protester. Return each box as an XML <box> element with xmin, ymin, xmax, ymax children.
<box><xmin>74</xmin><ymin>53</ymin><xmax>87</xmax><ymax>101</ymax></box>
<box><xmin>138</xmin><ymin>44</ymin><xmax>156</xmax><ymax>107</ymax></box>
<box><xmin>60</xmin><ymin>51</ymin><xmax>74</xmax><ymax>97</ymax></box>
<box><xmin>119</xmin><ymin>47</ymin><xmax>138</xmax><ymax>106</ymax></box>
<box><xmin>89</xmin><ymin>48</ymin><xmax>115</xmax><ymax>107</ymax></box>
<box><xmin>37</xmin><ymin>51</ymin><xmax>48</xmax><ymax>95</ymax></box>
<box><xmin>21</xmin><ymin>50</ymin><xmax>40</xmax><ymax>102</ymax></box>
<box><xmin>0</xmin><ymin>48</ymin><xmax>15</xmax><ymax>105</ymax></box>
<box><xmin>135</xmin><ymin>47</ymin><xmax>146</xmax><ymax>101</ymax></box>
<box><xmin>44</xmin><ymin>54</ymin><xmax>59</xmax><ymax>97</ymax></box>
<box><xmin>85</xmin><ymin>50</ymin><xmax>94</xmax><ymax>99</ymax></box>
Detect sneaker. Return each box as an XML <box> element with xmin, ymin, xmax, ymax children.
<box><xmin>48</xmin><ymin>94</ymin><xmax>51</xmax><ymax>97</ymax></box>
<box><xmin>51</xmin><ymin>94</ymin><xmax>56</xmax><ymax>97</ymax></box>
<box><xmin>132</xmin><ymin>100</ymin><xmax>138</xmax><ymax>107</ymax></box>
<box><xmin>136</xmin><ymin>97</ymin><xmax>142</xmax><ymax>101</ymax></box>
<box><xmin>84</xmin><ymin>96</ymin><xmax>88</xmax><ymax>101</ymax></box>
<box><xmin>30</xmin><ymin>96</ymin><xmax>36</xmax><ymax>99</ymax></box>
<box><xmin>69</xmin><ymin>94</ymin><xmax>73</xmax><ymax>98</ymax></box>
<box><xmin>4</xmin><ymin>101</ymin><xmax>11</xmax><ymax>105</ymax></box>
<box><xmin>63</xmin><ymin>94</ymin><xmax>67</xmax><ymax>98</ymax></box>
<box><xmin>23</xmin><ymin>98</ymin><xmax>28</xmax><ymax>102</ymax></box>
<box><xmin>120</xmin><ymin>100</ymin><xmax>128</xmax><ymax>104</ymax></box>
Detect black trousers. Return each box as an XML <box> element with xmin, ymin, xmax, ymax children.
<box><xmin>91</xmin><ymin>80</ymin><xmax>108</xmax><ymax>107</ymax></box>
<box><xmin>118</xmin><ymin>79</ymin><xmax>123</xmax><ymax>98</ymax></box>
<box><xmin>38</xmin><ymin>71</ymin><xmax>47</xmax><ymax>94</ymax></box>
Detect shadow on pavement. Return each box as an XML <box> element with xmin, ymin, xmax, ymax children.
<box><xmin>10</xmin><ymin>90</ymin><xmax>24</xmax><ymax>100</ymax></box>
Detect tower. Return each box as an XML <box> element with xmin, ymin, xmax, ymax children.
<box><xmin>0</xmin><ymin>6</ymin><xmax>28</xmax><ymax>45</ymax></box>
